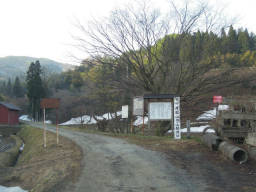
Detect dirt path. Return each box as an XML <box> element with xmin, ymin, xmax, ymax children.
<box><xmin>27</xmin><ymin>122</ymin><xmax>208</xmax><ymax>192</ymax></box>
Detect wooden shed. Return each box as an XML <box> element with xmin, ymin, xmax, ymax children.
<box><xmin>0</xmin><ymin>102</ymin><xmax>21</xmax><ymax>125</ymax></box>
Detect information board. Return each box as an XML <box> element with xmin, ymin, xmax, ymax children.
<box><xmin>133</xmin><ymin>97</ymin><xmax>144</xmax><ymax>116</ymax></box>
<box><xmin>122</xmin><ymin>105</ymin><xmax>129</xmax><ymax>118</ymax></box>
<box><xmin>174</xmin><ymin>97</ymin><xmax>181</xmax><ymax>139</ymax></box>
<box><xmin>149</xmin><ymin>102</ymin><xmax>172</xmax><ymax>120</ymax></box>
<box><xmin>40</xmin><ymin>98</ymin><xmax>60</xmax><ymax>109</ymax></box>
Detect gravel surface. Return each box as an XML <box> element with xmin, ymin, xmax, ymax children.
<box><xmin>27</xmin><ymin>122</ymin><xmax>207</xmax><ymax>192</ymax></box>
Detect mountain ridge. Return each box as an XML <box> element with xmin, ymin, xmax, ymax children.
<box><xmin>0</xmin><ymin>56</ymin><xmax>73</xmax><ymax>81</ymax></box>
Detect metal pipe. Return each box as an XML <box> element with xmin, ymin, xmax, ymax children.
<box><xmin>219</xmin><ymin>141</ymin><xmax>248</xmax><ymax>163</ymax></box>
<box><xmin>201</xmin><ymin>133</ymin><xmax>222</xmax><ymax>151</ymax></box>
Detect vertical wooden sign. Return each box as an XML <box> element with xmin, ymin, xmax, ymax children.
<box><xmin>174</xmin><ymin>97</ymin><xmax>181</xmax><ymax>139</ymax></box>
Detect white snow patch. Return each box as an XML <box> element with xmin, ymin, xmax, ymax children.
<box><xmin>196</xmin><ymin>105</ymin><xmax>229</xmax><ymax>121</ymax></box>
<box><xmin>196</xmin><ymin>109</ymin><xmax>216</xmax><ymax>121</ymax></box>
<box><xmin>19</xmin><ymin>115</ymin><xmax>31</xmax><ymax>121</ymax></box>
<box><xmin>0</xmin><ymin>186</ymin><xmax>27</xmax><ymax>192</ymax></box>
<box><xmin>168</xmin><ymin>125</ymin><xmax>215</xmax><ymax>133</ymax></box>
<box><xmin>45</xmin><ymin>120</ymin><xmax>52</xmax><ymax>124</ymax></box>
<box><xmin>181</xmin><ymin>125</ymin><xmax>215</xmax><ymax>133</ymax></box>
<box><xmin>59</xmin><ymin>111</ymin><xmax>122</xmax><ymax>126</ymax></box>
<box><xmin>59</xmin><ymin>115</ymin><xmax>97</xmax><ymax>125</ymax></box>
<box><xmin>19</xmin><ymin>115</ymin><xmax>51</xmax><ymax>124</ymax></box>
<box><xmin>133</xmin><ymin>116</ymin><xmax>148</xmax><ymax>126</ymax></box>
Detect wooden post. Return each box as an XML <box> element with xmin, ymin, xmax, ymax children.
<box><xmin>43</xmin><ymin>108</ymin><xmax>46</xmax><ymax>148</ymax></box>
<box><xmin>215</xmin><ymin>104</ymin><xmax>219</xmax><ymax>127</ymax></box>
<box><xmin>126</xmin><ymin>118</ymin><xmax>128</xmax><ymax>134</ymax></box>
<box><xmin>130</xmin><ymin>117</ymin><xmax>133</xmax><ymax>134</ymax></box>
<box><xmin>148</xmin><ymin>102</ymin><xmax>151</xmax><ymax>130</ymax></box>
<box><xmin>56</xmin><ymin>109</ymin><xmax>59</xmax><ymax>145</ymax></box>
<box><xmin>142</xmin><ymin>115</ymin><xmax>145</xmax><ymax>135</ymax></box>
<box><xmin>187</xmin><ymin>120</ymin><xmax>191</xmax><ymax>139</ymax></box>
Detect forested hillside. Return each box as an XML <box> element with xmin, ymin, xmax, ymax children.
<box><xmin>0</xmin><ymin>56</ymin><xmax>72</xmax><ymax>81</ymax></box>
<box><xmin>2</xmin><ymin>26</ymin><xmax>256</xmax><ymax>123</ymax></box>
<box><xmin>2</xmin><ymin>0</ymin><xmax>256</xmax><ymax>127</ymax></box>
<box><xmin>21</xmin><ymin>27</ymin><xmax>256</xmax><ymax>122</ymax></box>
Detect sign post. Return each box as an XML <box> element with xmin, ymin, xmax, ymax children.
<box><xmin>122</xmin><ymin>105</ymin><xmax>129</xmax><ymax>134</ymax></box>
<box><xmin>43</xmin><ymin>108</ymin><xmax>46</xmax><ymax>148</ymax></box>
<box><xmin>213</xmin><ymin>96</ymin><xmax>222</xmax><ymax>125</ymax></box>
<box><xmin>40</xmin><ymin>98</ymin><xmax>60</xmax><ymax>147</ymax></box>
<box><xmin>174</xmin><ymin>97</ymin><xmax>181</xmax><ymax>139</ymax></box>
<box><xmin>133</xmin><ymin>97</ymin><xmax>144</xmax><ymax>134</ymax></box>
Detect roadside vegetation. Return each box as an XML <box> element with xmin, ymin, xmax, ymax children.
<box><xmin>0</xmin><ymin>125</ymin><xmax>82</xmax><ymax>192</ymax></box>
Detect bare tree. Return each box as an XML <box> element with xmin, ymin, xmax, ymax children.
<box><xmin>169</xmin><ymin>0</ymin><xmax>236</xmax><ymax>33</ymax></box>
<box><xmin>73</xmin><ymin>0</ymin><xmax>240</xmax><ymax>98</ymax></box>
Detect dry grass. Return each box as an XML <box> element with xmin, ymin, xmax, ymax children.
<box><xmin>0</xmin><ymin>125</ymin><xmax>82</xmax><ymax>192</ymax></box>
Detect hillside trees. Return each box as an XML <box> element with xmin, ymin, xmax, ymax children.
<box><xmin>73</xmin><ymin>0</ymin><xmax>239</xmax><ymax>101</ymax></box>
<box><xmin>26</xmin><ymin>60</ymin><xmax>46</xmax><ymax>121</ymax></box>
<box><xmin>13</xmin><ymin>77</ymin><xmax>25</xmax><ymax>98</ymax></box>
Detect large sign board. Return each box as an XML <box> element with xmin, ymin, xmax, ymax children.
<box><xmin>122</xmin><ymin>105</ymin><xmax>129</xmax><ymax>119</ymax></box>
<box><xmin>149</xmin><ymin>102</ymin><xmax>172</xmax><ymax>120</ymax></box>
<box><xmin>174</xmin><ymin>97</ymin><xmax>181</xmax><ymax>139</ymax></box>
<box><xmin>133</xmin><ymin>97</ymin><xmax>144</xmax><ymax>116</ymax></box>
<box><xmin>40</xmin><ymin>98</ymin><xmax>60</xmax><ymax>109</ymax></box>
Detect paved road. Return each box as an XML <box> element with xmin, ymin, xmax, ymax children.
<box><xmin>27</xmin><ymin>122</ymin><xmax>207</xmax><ymax>192</ymax></box>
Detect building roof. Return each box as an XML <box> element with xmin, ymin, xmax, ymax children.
<box><xmin>143</xmin><ymin>94</ymin><xmax>178</xmax><ymax>99</ymax></box>
<box><xmin>0</xmin><ymin>102</ymin><xmax>21</xmax><ymax>111</ymax></box>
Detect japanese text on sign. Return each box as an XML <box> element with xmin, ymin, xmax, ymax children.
<box><xmin>174</xmin><ymin>97</ymin><xmax>181</xmax><ymax>139</ymax></box>
<box><xmin>133</xmin><ymin>97</ymin><xmax>144</xmax><ymax>116</ymax></box>
<box><xmin>149</xmin><ymin>102</ymin><xmax>172</xmax><ymax>120</ymax></box>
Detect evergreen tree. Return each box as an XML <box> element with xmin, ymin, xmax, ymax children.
<box><xmin>13</xmin><ymin>77</ymin><xmax>24</xmax><ymax>98</ymax></box>
<box><xmin>249</xmin><ymin>32</ymin><xmax>256</xmax><ymax>50</ymax></box>
<box><xmin>6</xmin><ymin>78</ymin><xmax>13</xmax><ymax>96</ymax></box>
<box><xmin>227</xmin><ymin>25</ymin><xmax>239</xmax><ymax>53</ymax></box>
<box><xmin>220</xmin><ymin>27</ymin><xmax>228</xmax><ymax>54</ymax></box>
<box><xmin>26</xmin><ymin>60</ymin><xmax>46</xmax><ymax>121</ymax></box>
<box><xmin>238</xmin><ymin>28</ymin><xmax>250</xmax><ymax>53</ymax></box>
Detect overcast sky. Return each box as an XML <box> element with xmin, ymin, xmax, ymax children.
<box><xmin>0</xmin><ymin>0</ymin><xmax>255</xmax><ymax>65</ymax></box>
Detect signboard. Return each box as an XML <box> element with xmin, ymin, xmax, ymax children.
<box><xmin>174</xmin><ymin>97</ymin><xmax>181</xmax><ymax>139</ymax></box>
<box><xmin>40</xmin><ymin>98</ymin><xmax>60</xmax><ymax>109</ymax></box>
<box><xmin>122</xmin><ymin>105</ymin><xmax>129</xmax><ymax>118</ymax></box>
<box><xmin>213</xmin><ymin>96</ymin><xmax>223</xmax><ymax>104</ymax></box>
<box><xmin>149</xmin><ymin>102</ymin><xmax>172</xmax><ymax>120</ymax></box>
<box><xmin>133</xmin><ymin>97</ymin><xmax>144</xmax><ymax>116</ymax></box>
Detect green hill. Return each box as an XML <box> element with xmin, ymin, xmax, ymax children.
<box><xmin>0</xmin><ymin>56</ymin><xmax>73</xmax><ymax>81</ymax></box>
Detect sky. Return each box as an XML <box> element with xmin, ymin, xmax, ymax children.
<box><xmin>0</xmin><ymin>0</ymin><xmax>256</xmax><ymax>65</ymax></box>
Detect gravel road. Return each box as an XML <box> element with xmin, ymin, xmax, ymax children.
<box><xmin>27</xmin><ymin>122</ymin><xmax>207</xmax><ymax>192</ymax></box>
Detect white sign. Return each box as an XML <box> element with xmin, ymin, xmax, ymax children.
<box><xmin>133</xmin><ymin>97</ymin><xmax>144</xmax><ymax>116</ymax></box>
<box><xmin>122</xmin><ymin>105</ymin><xmax>129</xmax><ymax>118</ymax></box>
<box><xmin>149</xmin><ymin>102</ymin><xmax>172</xmax><ymax>120</ymax></box>
<box><xmin>174</xmin><ymin>97</ymin><xmax>181</xmax><ymax>139</ymax></box>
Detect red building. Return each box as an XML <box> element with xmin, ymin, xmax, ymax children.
<box><xmin>0</xmin><ymin>102</ymin><xmax>21</xmax><ymax>125</ymax></box>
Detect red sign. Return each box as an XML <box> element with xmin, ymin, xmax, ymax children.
<box><xmin>40</xmin><ymin>98</ymin><xmax>60</xmax><ymax>109</ymax></box>
<box><xmin>213</xmin><ymin>96</ymin><xmax>223</xmax><ymax>104</ymax></box>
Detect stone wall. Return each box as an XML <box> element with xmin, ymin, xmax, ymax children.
<box><xmin>246</xmin><ymin>133</ymin><xmax>256</xmax><ymax>147</ymax></box>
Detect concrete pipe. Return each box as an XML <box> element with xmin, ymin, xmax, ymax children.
<box><xmin>219</xmin><ymin>141</ymin><xmax>248</xmax><ymax>163</ymax></box>
<box><xmin>201</xmin><ymin>133</ymin><xmax>223</xmax><ymax>151</ymax></box>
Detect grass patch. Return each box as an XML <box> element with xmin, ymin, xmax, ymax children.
<box><xmin>0</xmin><ymin>125</ymin><xmax>82</xmax><ymax>192</ymax></box>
